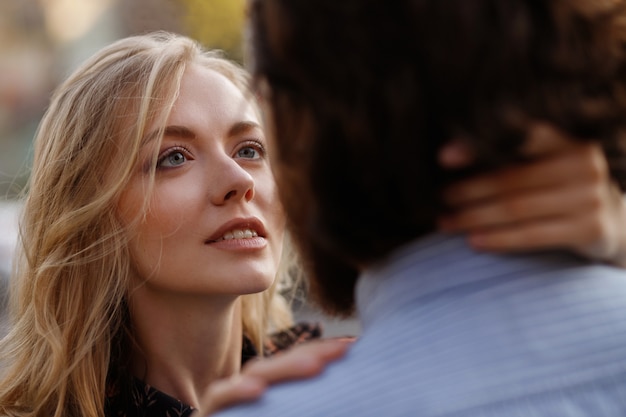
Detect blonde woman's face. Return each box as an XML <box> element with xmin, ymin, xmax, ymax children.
<box><xmin>118</xmin><ymin>64</ymin><xmax>285</xmax><ymax>297</ymax></box>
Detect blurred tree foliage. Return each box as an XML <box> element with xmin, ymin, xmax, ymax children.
<box><xmin>181</xmin><ymin>0</ymin><xmax>245</xmax><ymax>63</ymax></box>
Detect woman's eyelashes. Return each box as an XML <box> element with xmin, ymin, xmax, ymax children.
<box><xmin>235</xmin><ymin>139</ymin><xmax>267</xmax><ymax>160</ymax></box>
<box><xmin>157</xmin><ymin>145</ymin><xmax>192</xmax><ymax>169</ymax></box>
<box><xmin>152</xmin><ymin>138</ymin><xmax>266</xmax><ymax>171</ymax></box>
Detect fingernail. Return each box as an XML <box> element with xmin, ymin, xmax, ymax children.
<box><xmin>438</xmin><ymin>138</ymin><xmax>474</xmax><ymax>168</ymax></box>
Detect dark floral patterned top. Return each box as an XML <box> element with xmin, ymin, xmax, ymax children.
<box><xmin>105</xmin><ymin>322</ymin><xmax>322</xmax><ymax>417</ymax></box>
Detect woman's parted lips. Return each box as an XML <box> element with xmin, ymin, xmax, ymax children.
<box><xmin>205</xmin><ymin>217</ymin><xmax>267</xmax><ymax>243</ymax></box>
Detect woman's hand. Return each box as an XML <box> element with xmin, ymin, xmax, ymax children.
<box><xmin>196</xmin><ymin>338</ymin><xmax>351</xmax><ymax>416</ymax></box>
<box><xmin>438</xmin><ymin>123</ymin><xmax>626</xmax><ymax>267</ymax></box>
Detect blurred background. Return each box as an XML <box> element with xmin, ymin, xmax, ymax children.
<box><xmin>0</xmin><ymin>0</ymin><xmax>358</xmax><ymax>337</ymax></box>
<box><xmin>0</xmin><ymin>0</ymin><xmax>246</xmax><ymax>202</ymax></box>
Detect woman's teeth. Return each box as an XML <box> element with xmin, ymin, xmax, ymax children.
<box><xmin>217</xmin><ymin>228</ymin><xmax>259</xmax><ymax>241</ymax></box>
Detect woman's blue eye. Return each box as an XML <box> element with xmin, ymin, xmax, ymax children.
<box><xmin>158</xmin><ymin>151</ymin><xmax>187</xmax><ymax>168</ymax></box>
<box><xmin>237</xmin><ymin>146</ymin><xmax>260</xmax><ymax>159</ymax></box>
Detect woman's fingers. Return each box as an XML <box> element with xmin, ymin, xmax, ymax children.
<box><xmin>440</xmin><ymin>124</ymin><xmax>626</xmax><ymax>267</ymax></box>
<box><xmin>241</xmin><ymin>338</ymin><xmax>351</xmax><ymax>384</ymax></box>
<box><xmin>438</xmin><ymin>122</ymin><xmax>577</xmax><ymax>171</ymax></box>
<box><xmin>445</xmin><ymin>164</ymin><xmax>626</xmax><ymax>266</ymax></box>
<box><xmin>197</xmin><ymin>338</ymin><xmax>352</xmax><ymax>416</ymax></box>
<box><xmin>440</xmin><ymin>179</ymin><xmax>604</xmax><ymax>232</ymax></box>
<box><xmin>519</xmin><ymin>122</ymin><xmax>577</xmax><ymax>156</ymax></box>
<box><xmin>442</xmin><ymin>142</ymin><xmax>607</xmax><ymax>207</ymax></box>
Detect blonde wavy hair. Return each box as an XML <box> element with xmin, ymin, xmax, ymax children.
<box><xmin>0</xmin><ymin>32</ymin><xmax>293</xmax><ymax>417</ymax></box>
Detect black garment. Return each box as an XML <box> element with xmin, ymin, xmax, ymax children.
<box><xmin>105</xmin><ymin>323</ymin><xmax>322</xmax><ymax>417</ymax></box>
<box><xmin>107</xmin><ymin>378</ymin><xmax>195</xmax><ymax>417</ymax></box>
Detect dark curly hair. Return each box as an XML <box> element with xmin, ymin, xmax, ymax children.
<box><xmin>249</xmin><ymin>0</ymin><xmax>626</xmax><ymax>316</ymax></box>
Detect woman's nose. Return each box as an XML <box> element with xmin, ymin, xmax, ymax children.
<box><xmin>211</xmin><ymin>158</ymin><xmax>255</xmax><ymax>206</ymax></box>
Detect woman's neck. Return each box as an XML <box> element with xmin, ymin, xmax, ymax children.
<box><xmin>127</xmin><ymin>288</ymin><xmax>244</xmax><ymax>407</ymax></box>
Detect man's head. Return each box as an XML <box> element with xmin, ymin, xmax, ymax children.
<box><xmin>249</xmin><ymin>0</ymin><xmax>626</xmax><ymax>315</ymax></box>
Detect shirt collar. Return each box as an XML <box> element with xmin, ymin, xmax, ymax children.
<box><xmin>355</xmin><ymin>232</ymin><xmax>579</xmax><ymax>329</ymax></box>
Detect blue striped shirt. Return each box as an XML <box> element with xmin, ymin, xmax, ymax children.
<box><xmin>216</xmin><ymin>233</ymin><xmax>626</xmax><ymax>416</ymax></box>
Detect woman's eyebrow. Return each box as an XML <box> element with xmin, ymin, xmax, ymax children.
<box><xmin>142</xmin><ymin>122</ymin><xmax>258</xmax><ymax>147</ymax></box>
<box><xmin>228</xmin><ymin>121</ymin><xmax>262</xmax><ymax>137</ymax></box>
<box><xmin>142</xmin><ymin>125</ymin><xmax>197</xmax><ymax>147</ymax></box>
